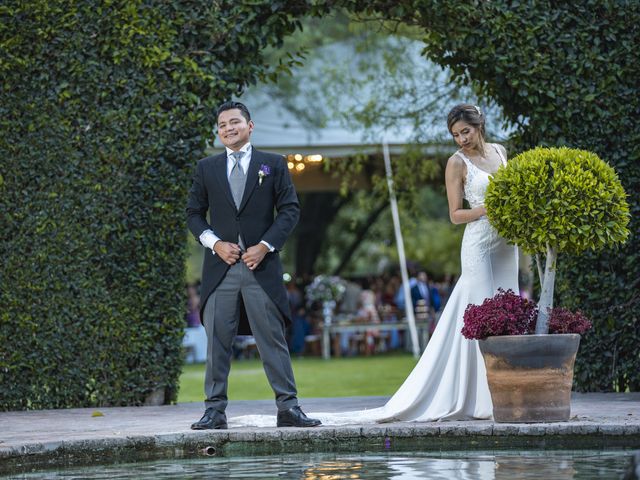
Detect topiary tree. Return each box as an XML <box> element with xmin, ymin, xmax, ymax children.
<box><xmin>485</xmin><ymin>147</ymin><xmax>630</xmax><ymax>333</ymax></box>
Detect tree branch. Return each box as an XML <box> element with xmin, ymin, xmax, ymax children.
<box><xmin>332</xmin><ymin>200</ymin><xmax>389</xmax><ymax>276</ymax></box>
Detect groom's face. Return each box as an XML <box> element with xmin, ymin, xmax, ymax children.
<box><xmin>217</xmin><ymin>108</ymin><xmax>254</xmax><ymax>150</ymax></box>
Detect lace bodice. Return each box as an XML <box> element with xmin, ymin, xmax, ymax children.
<box><xmin>457</xmin><ymin>144</ymin><xmax>507</xmax><ymax>208</ymax></box>
<box><xmin>457</xmin><ymin>144</ymin><xmax>510</xmax><ymax>273</ymax></box>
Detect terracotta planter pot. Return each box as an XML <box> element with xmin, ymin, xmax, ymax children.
<box><xmin>479</xmin><ymin>334</ymin><xmax>581</xmax><ymax>423</ymax></box>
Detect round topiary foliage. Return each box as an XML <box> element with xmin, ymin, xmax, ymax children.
<box><xmin>485</xmin><ymin>147</ymin><xmax>630</xmax><ymax>256</ymax></box>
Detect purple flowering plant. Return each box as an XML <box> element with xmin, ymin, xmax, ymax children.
<box><xmin>258</xmin><ymin>164</ymin><xmax>271</xmax><ymax>185</ymax></box>
<box><xmin>462</xmin><ymin>289</ymin><xmax>592</xmax><ymax>340</ymax></box>
<box><xmin>547</xmin><ymin>307</ymin><xmax>592</xmax><ymax>335</ymax></box>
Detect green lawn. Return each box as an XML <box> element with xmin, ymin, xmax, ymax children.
<box><xmin>178</xmin><ymin>353</ymin><xmax>418</xmax><ymax>403</ymax></box>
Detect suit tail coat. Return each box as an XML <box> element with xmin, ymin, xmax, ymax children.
<box><xmin>186</xmin><ymin>149</ymin><xmax>300</xmax><ymax>333</ymax></box>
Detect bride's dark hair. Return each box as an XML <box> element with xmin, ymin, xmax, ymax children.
<box><xmin>447</xmin><ymin>104</ymin><xmax>487</xmax><ymax>156</ymax></box>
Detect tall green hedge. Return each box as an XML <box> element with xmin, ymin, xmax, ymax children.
<box><xmin>2</xmin><ymin>0</ymin><xmax>638</xmax><ymax>411</ymax></box>
<box><xmin>0</xmin><ymin>1</ymin><xmax>307</xmax><ymax>410</ymax></box>
<box><xmin>347</xmin><ymin>0</ymin><xmax>640</xmax><ymax>391</ymax></box>
<box><xmin>441</xmin><ymin>0</ymin><xmax>640</xmax><ymax>392</ymax></box>
<box><xmin>317</xmin><ymin>0</ymin><xmax>639</xmax><ymax>390</ymax></box>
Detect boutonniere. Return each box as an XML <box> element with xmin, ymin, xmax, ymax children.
<box><xmin>258</xmin><ymin>164</ymin><xmax>271</xmax><ymax>186</ymax></box>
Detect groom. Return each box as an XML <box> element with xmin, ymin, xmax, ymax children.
<box><xmin>186</xmin><ymin>101</ymin><xmax>321</xmax><ymax>429</ymax></box>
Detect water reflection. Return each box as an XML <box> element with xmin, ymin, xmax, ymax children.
<box><xmin>302</xmin><ymin>460</ymin><xmax>367</xmax><ymax>479</ymax></box>
<box><xmin>300</xmin><ymin>451</ymin><xmax>622</xmax><ymax>480</ymax></box>
<box><xmin>5</xmin><ymin>450</ymin><xmax>632</xmax><ymax>479</ymax></box>
<box><xmin>494</xmin><ymin>452</ymin><xmax>575</xmax><ymax>479</ymax></box>
<box><xmin>301</xmin><ymin>461</ymin><xmax>366</xmax><ymax>480</ymax></box>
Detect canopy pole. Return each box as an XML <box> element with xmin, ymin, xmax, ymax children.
<box><xmin>382</xmin><ymin>141</ymin><xmax>421</xmax><ymax>358</ymax></box>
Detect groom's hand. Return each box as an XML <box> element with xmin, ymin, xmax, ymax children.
<box><xmin>213</xmin><ymin>241</ymin><xmax>242</xmax><ymax>265</ymax></box>
<box><xmin>241</xmin><ymin>243</ymin><xmax>269</xmax><ymax>271</ymax></box>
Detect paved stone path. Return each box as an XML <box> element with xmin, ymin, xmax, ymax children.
<box><xmin>1</xmin><ymin>393</ymin><xmax>639</xmax><ymax>474</ymax></box>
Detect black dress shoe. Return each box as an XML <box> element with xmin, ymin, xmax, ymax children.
<box><xmin>277</xmin><ymin>406</ymin><xmax>322</xmax><ymax>428</ymax></box>
<box><xmin>191</xmin><ymin>408</ymin><xmax>227</xmax><ymax>430</ymax></box>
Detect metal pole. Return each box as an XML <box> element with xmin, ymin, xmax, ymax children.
<box><xmin>382</xmin><ymin>141</ymin><xmax>421</xmax><ymax>358</ymax></box>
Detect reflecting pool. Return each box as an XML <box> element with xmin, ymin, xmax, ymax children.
<box><xmin>5</xmin><ymin>449</ymin><xmax>634</xmax><ymax>479</ymax></box>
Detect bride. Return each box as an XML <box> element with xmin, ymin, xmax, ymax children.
<box><xmin>230</xmin><ymin>104</ymin><xmax>519</xmax><ymax>427</ymax></box>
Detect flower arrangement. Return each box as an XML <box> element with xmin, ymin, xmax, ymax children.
<box><xmin>462</xmin><ymin>289</ymin><xmax>592</xmax><ymax>341</ymax></box>
<box><xmin>305</xmin><ymin>275</ymin><xmax>346</xmax><ymax>307</ymax></box>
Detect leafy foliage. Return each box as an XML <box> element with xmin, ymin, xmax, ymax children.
<box><xmin>462</xmin><ymin>289</ymin><xmax>592</xmax><ymax>340</ymax></box>
<box><xmin>462</xmin><ymin>289</ymin><xmax>538</xmax><ymax>340</ymax></box>
<box><xmin>335</xmin><ymin>0</ymin><xmax>640</xmax><ymax>391</ymax></box>
<box><xmin>486</xmin><ymin>147</ymin><xmax>630</xmax><ymax>255</ymax></box>
<box><xmin>2</xmin><ymin>0</ymin><xmax>638</xmax><ymax>409</ymax></box>
<box><xmin>548</xmin><ymin>308</ymin><xmax>592</xmax><ymax>336</ymax></box>
<box><xmin>0</xmin><ymin>0</ymin><xmax>309</xmax><ymax>410</ymax></box>
<box><xmin>314</xmin><ymin>187</ymin><xmax>463</xmax><ymax>278</ymax></box>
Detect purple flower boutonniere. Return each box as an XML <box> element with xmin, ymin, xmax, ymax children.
<box><xmin>258</xmin><ymin>164</ymin><xmax>271</xmax><ymax>186</ymax></box>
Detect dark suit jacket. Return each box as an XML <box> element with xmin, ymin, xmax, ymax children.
<box><xmin>186</xmin><ymin>149</ymin><xmax>300</xmax><ymax>333</ymax></box>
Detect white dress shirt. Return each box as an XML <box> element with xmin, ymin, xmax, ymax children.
<box><xmin>199</xmin><ymin>143</ymin><xmax>274</xmax><ymax>254</ymax></box>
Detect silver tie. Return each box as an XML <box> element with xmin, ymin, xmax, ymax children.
<box><xmin>229</xmin><ymin>151</ymin><xmax>247</xmax><ymax>249</ymax></box>
<box><xmin>229</xmin><ymin>152</ymin><xmax>246</xmax><ymax>208</ymax></box>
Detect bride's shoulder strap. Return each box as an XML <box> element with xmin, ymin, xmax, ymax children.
<box><xmin>493</xmin><ymin>144</ymin><xmax>507</xmax><ymax>165</ymax></box>
<box><xmin>453</xmin><ymin>150</ymin><xmax>470</xmax><ymax>166</ymax></box>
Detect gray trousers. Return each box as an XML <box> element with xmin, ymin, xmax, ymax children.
<box><xmin>202</xmin><ymin>261</ymin><xmax>298</xmax><ymax>413</ymax></box>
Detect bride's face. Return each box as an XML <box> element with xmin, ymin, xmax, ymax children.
<box><xmin>450</xmin><ymin>120</ymin><xmax>480</xmax><ymax>152</ymax></box>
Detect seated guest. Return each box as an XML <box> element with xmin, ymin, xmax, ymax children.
<box><xmin>353</xmin><ymin>290</ymin><xmax>382</xmax><ymax>355</ymax></box>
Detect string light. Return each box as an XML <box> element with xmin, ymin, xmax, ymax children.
<box><xmin>284</xmin><ymin>153</ymin><xmax>324</xmax><ymax>172</ymax></box>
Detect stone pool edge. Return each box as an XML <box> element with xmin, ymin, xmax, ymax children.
<box><xmin>2</xmin><ymin>422</ymin><xmax>640</xmax><ymax>474</ymax></box>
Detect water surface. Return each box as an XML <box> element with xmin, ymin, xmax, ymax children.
<box><xmin>6</xmin><ymin>449</ymin><xmax>634</xmax><ymax>479</ymax></box>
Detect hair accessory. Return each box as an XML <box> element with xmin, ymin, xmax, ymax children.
<box><xmin>474</xmin><ymin>105</ymin><xmax>482</xmax><ymax>116</ymax></box>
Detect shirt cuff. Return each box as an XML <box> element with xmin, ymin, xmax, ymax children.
<box><xmin>199</xmin><ymin>230</ymin><xmax>220</xmax><ymax>255</ymax></box>
<box><xmin>260</xmin><ymin>240</ymin><xmax>275</xmax><ymax>252</ymax></box>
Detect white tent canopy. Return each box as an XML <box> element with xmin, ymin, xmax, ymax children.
<box><xmin>213</xmin><ymin>36</ymin><xmax>510</xmax><ymax>156</ymax></box>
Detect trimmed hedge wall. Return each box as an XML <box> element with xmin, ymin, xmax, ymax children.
<box><xmin>340</xmin><ymin>0</ymin><xmax>640</xmax><ymax>391</ymax></box>
<box><xmin>393</xmin><ymin>0</ymin><xmax>640</xmax><ymax>391</ymax></box>
<box><xmin>0</xmin><ymin>1</ymin><xmax>306</xmax><ymax>410</ymax></box>
<box><xmin>2</xmin><ymin>0</ymin><xmax>638</xmax><ymax>411</ymax></box>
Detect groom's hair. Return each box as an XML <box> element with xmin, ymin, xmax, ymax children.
<box><xmin>217</xmin><ymin>101</ymin><xmax>251</xmax><ymax>123</ymax></box>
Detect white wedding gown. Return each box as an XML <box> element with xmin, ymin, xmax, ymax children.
<box><xmin>230</xmin><ymin>145</ymin><xmax>519</xmax><ymax>427</ymax></box>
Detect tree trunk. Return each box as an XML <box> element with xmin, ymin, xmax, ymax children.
<box><xmin>535</xmin><ymin>243</ymin><xmax>557</xmax><ymax>334</ymax></box>
<box><xmin>332</xmin><ymin>201</ymin><xmax>388</xmax><ymax>276</ymax></box>
<box><xmin>294</xmin><ymin>192</ymin><xmax>350</xmax><ymax>277</ymax></box>
<box><xmin>535</xmin><ymin>253</ymin><xmax>545</xmax><ymax>287</ymax></box>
